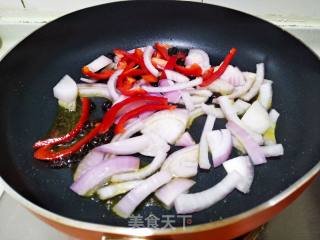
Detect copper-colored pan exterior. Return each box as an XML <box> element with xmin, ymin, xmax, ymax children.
<box><xmin>2</xmin><ymin>163</ymin><xmax>319</xmax><ymax>240</ymax></box>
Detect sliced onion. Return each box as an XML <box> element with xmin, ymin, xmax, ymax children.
<box><xmin>175</xmin><ymin>132</ymin><xmax>196</xmax><ymax>147</ymax></box>
<box><xmin>113</xmin><ymin>171</ymin><xmax>172</xmax><ymax>218</ymax></box>
<box><xmin>162</xmin><ymin>145</ymin><xmax>199</xmax><ymax>178</ymax></box>
<box><xmin>262</xmin><ymin>144</ymin><xmax>284</xmax><ymax>157</ymax></box>
<box><xmin>155</xmin><ymin>178</ymin><xmax>195</xmax><ymax>209</ymax></box>
<box><xmin>80</xmin><ymin>77</ymin><xmax>97</xmax><ymax>84</ymax></box>
<box><xmin>263</xmin><ymin>109</ymin><xmax>280</xmax><ymax>146</ymax></box>
<box><xmin>241</xmin><ymin>63</ymin><xmax>264</xmax><ymax>101</ymax></box>
<box><xmin>97</xmin><ymin>180</ymin><xmax>143</xmax><ymax>200</ymax></box>
<box><xmin>258</xmin><ymin>81</ymin><xmax>273</xmax><ymax>109</ymax></box>
<box><xmin>232</xmin><ymin>135</ymin><xmax>246</xmax><ymax>154</ymax></box>
<box><xmin>181</xmin><ymin>91</ymin><xmax>195</xmax><ymax>111</ymax></box>
<box><xmin>269</xmin><ymin>109</ymin><xmax>280</xmax><ymax>123</ymax></box>
<box><xmin>188</xmin><ymin>89</ymin><xmax>212</xmax><ymax>97</ymax></box>
<box><xmin>185</xmin><ymin>49</ymin><xmax>210</xmax><ymax>72</ymax></box>
<box><xmin>143</xmin><ymin>46</ymin><xmax>160</xmax><ymax>77</ymax></box>
<box><xmin>107</xmin><ymin>69</ymin><xmax>123</xmax><ymax>101</ymax></box>
<box><xmin>241</xmin><ymin>101</ymin><xmax>270</xmax><ymax>134</ymax></box>
<box><xmin>86</xmin><ymin>55</ymin><xmax>113</xmax><ymax>72</ymax></box>
<box><xmin>206</xmin><ymin>79</ymin><xmax>234</xmax><ymax>95</ymax></box>
<box><xmin>53</xmin><ymin>75</ymin><xmax>78</xmax><ymax>111</ymax></box>
<box><xmin>93</xmin><ymin>135</ymin><xmax>149</xmax><ymax>155</ymax></box>
<box><xmin>73</xmin><ymin>151</ymin><xmax>105</xmax><ymax>181</ymax></box>
<box><xmin>218</xmin><ymin>96</ymin><xmax>263</xmax><ymax>144</ymax></box>
<box><xmin>165</xmin><ymin>69</ymin><xmax>190</xmax><ymax>83</ymax></box>
<box><xmin>223</xmin><ymin>156</ymin><xmax>254</xmax><ymax>193</ymax></box>
<box><xmin>174</xmin><ymin>171</ymin><xmax>241</xmax><ymax>214</ymax></box>
<box><xmin>70</xmin><ymin>156</ymin><xmax>140</xmax><ymax>196</ymax></box>
<box><xmin>187</xmin><ymin>108</ymin><xmax>205</xmax><ymax>128</ymax></box>
<box><xmin>111</xmin><ymin>151</ymin><xmax>167</xmax><ymax>183</ymax></box>
<box><xmin>139</xmin><ymin>132</ymin><xmax>170</xmax><ymax>157</ymax></box>
<box><xmin>111</xmin><ymin>120</ymin><xmax>145</xmax><ymax>143</ymax></box>
<box><xmin>207</xmin><ymin>129</ymin><xmax>232</xmax><ymax>167</ymax></box>
<box><xmin>226</xmin><ymin>72</ymin><xmax>255</xmax><ymax>99</ymax></box>
<box><xmin>199</xmin><ymin>114</ymin><xmax>216</xmax><ymax>169</ymax></box>
<box><xmin>78</xmin><ymin>83</ymin><xmax>111</xmax><ymax>99</ymax></box>
<box><xmin>201</xmin><ymin>104</ymin><xmax>224</xmax><ymax>118</ymax></box>
<box><xmin>141</xmin><ymin>109</ymin><xmax>188</xmax><ymax>144</ymax></box>
<box><xmin>226</xmin><ymin>121</ymin><xmax>267</xmax><ymax>165</ymax></box>
<box><xmin>233</xmin><ymin>99</ymin><xmax>251</xmax><ymax>115</ymax></box>
<box><xmin>142</xmin><ymin>77</ymin><xmax>202</xmax><ymax>93</ymax></box>
<box><xmin>220</xmin><ymin>65</ymin><xmax>245</xmax><ymax>86</ymax></box>
<box><xmin>159</xmin><ymin>79</ymin><xmax>182</xmax><ymax>103</ymax></box>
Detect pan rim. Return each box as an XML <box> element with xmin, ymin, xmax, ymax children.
<box><xmin>0</xmin><ymin>0</ymin><xmax>320</xmax><ymax>236</ymax></box>
<box><xmin>1</xmin><ymin>163</ymin><xmax>319</xmax><ymax>236</ymax></box>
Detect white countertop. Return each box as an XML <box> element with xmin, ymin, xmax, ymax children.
<box><xmin>0</xmin><ymin>11</ymin><xmax>319</xmax><ymax>240</ymax></box>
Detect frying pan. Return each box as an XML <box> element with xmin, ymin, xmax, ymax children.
<box><xmin>0</xmin><ymin>1</ymin><xmax>319</xmax><ymax>239</ymax></box>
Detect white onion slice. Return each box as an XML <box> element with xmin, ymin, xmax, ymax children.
<box><xmin>78</xmin><ymin>83</ymin><xmax>111</xmax><ymax>99</ymax></box>
<box><xmin>86</xmin><ymin>55</ymin><xmax>113</xmax><ymax>72</ymax></box>
<box><xmin>199</xmin><ymin>114</ymin><xmax>216</xmax><ymax>169</ymax></box>
<box><xmin>207</xmin><ymin>79</ymin><xmax>234</xmax><ymax>95</ymax></box>
<box><xmin>181</xmin><ymin>91</ymin><xmax>195</xmax><ymax>111</ymax></box>
<box><xmin>174</xmin><ymin>171</ymin><xmax>241</xmax><ymax>214</ymax></box>
<box><xmin>111</xmin><ymin>151</ymin><xmax>167</xmax><ymax>183</ymax></box>
<box><xmin>258</xmin><ymin>81</ymin><xmax>273</xmax><ymax>109</ymax></box>
<box><xmin>263</xmin><ymin>109</ymin><xmax>280</xmax><ymax>146</ymax></box>
<box><xmin>226</xmin><ymin>72</ymin><xmax>255</xmax><ymax>99</ymax></box>
<box><xmin>162</xmin><ymin>145</ymin><xmax>199</xmax><ymax>178</ymax></box>
<box><xmin>269</xmin><ymin>109</ymin><xmax>280</xmax><ymax>123</ymax></box>
<box><xmin>175</xmin><ymin>132</ymin><xmax>196</xmax><ymax>147</ymax></box>
<box><xmin>155</xmin><ymin>178</ymin><xmax>195</xmax><ymax>209</ymax></box>
<box><xmin>233</xmin><ymin>99</ymin><xmax>251</xmax><ymax>115</ymax></box>
<box><xmin>97</xmin><ymin>180</ymin><xmax>143</xmax><ymax>200</ymax></box>
<box><xmin>107</xmin><ymin>69</ymin><xmax>123</xmax><ymax>101</ymax></box>
<box><xmin>241</xmin><ymin>101</ymin><xmax>270</xmax><ymax>134</ymax></box>
<box><xmin>218</xmin><ymin>96</ymin><xmax>263</xmax><ymax>144</ymax></box>
<box><xmin>241</xmin><ymin>63</ymin><xmax>264</xmax><ymax>101</ymax></box>
<box><xmin>93</xmin><ymin>135</ymin><xmax>149</xmax><ymax>155</ymax></box>
<box><xmin>207</xmin><ymin>129</ymin><xmax>232</xmax><ymax>167</ymax></box>
<box><xmin>226</xmin><ymin>121</ymin><xmax>267</xmax><ymax>165</ymax></box>
<box><xmin>142</xmin><ymin>77</ymin><xmax>202</xmax><ymax>93</ymax></box>
<box><xmin>220</xmin><ymin>65</ymin><xmax>245</xmax><ymax>86</ymax></box>
<box><xmin>262</xmin><ymin>144</ymin><xmax>284</xmax><ymax>157</ymax></box>
<box><xmin>187</xmin><ymin>108</ymin><xmax>206</xmax><ymax>128</ymax></box>
<box><xmin>143</xmin><ymin>46</ymin><xmax>160</xmax><ymax>77</ymax></box>
<box><xmin>165</xmin><ymin>69</ymin><xmax>190</xmax><ymax>83</ymax></box>
<box><xmin>159</xmin><ymin>79</ymin><xmax>182</xmax><ymax>103</ymax></box>
<box><xmin>113</xmin><ymin>171</ymin><xmax>172</xmax><ymax>218</ymax></box>
<box><xmin>70</xmin><ymin>156</ymin><xmax>140</xmax><ymax>196</ymax></box>
<box><xmin>141</xmin><ymin>109</ymin><xmax>188</xmax><ymax>144</ymax></box>
<box><xmin>188</xmin><ymin>89</ymin><xmax>212</xmax><ymax>97</ymax></box>
<box><xmin>73</xmin><ymin>151</ymin><xmax>105</xmax><ymax>181</ymax></box>
<box><xmin>185</xmin><ymin>49</ymin><xmax>210</xmax><ymax>72</ymax></box>
<box><xmin>223</xmin><ymin>156</ymin><xmax>254</xmax><ymax>193</ymax></box>
<box><xmin>80</xmin><ymin>77</ymin><xmax>97</xmax><ymax>84</ymax></box>
<box><xmin>201</xmin><ymin>104</ymin><xmax>225</xmax><ymax>118</ymax></box>
<box><xmin>53</xmin><ymin>75</ymin><xmax>78</xmax><ymax>111</ymax></box>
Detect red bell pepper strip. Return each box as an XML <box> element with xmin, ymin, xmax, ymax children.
<box><xmin>33</xmin><ymin>98</ymin><xmax>90</xmax><ymax>149</ymax></box>
<box><xmin>99</xmin><ymin>95</ymin><xmax>168</xmax><ymax>134</ymax></box>
<box><xmin>116</xmin><ymin>68</ymin><xmax>147</xmax><ymax>96</ymax></box>
<box><xmin>82</xmin><ymin>66</ymin><xmax>115</xmax><ymax>80</ymax></box>
<box><xmin>154</xmin><ymin>43</ymin><xmax>170</xmax><ymax>61</ymax></box>
<box><xmin>200</xmin><ymin>48</ymin><xmax>237</xmax><ymax>87</ymax></box>
<box><xmin>174</xmin><ymin>63</ymin><xmax>202</xmax><ymax>77</ymax></box>
<box><xmin>34</xmin><ymin>123</ymin><xmax>101</xmax><ymax>161</ymax></box>
<box><xmin>160</xmin><ymin>55</ymin><xmax>178</xmax><ymax>79</ymax></box>
<box><xmin>142</xmin><ymin>74</ymin><xmax>158</xmax><ymax>83</ymax></box>
<box><xmin>114</xmin><ymin>49</ymin><xmax>140</xmax><ymax>63</ymax></box>
<box><xmin>115</xmin><ymin>104</ymin><xmax>176</xmax><ymax>134</ymax></box>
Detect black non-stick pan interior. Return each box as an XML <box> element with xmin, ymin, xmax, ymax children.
<box><xmin>0</xmin><ymin>1</ymin><xmax>319</xmax><ymax>228</ymax></box>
